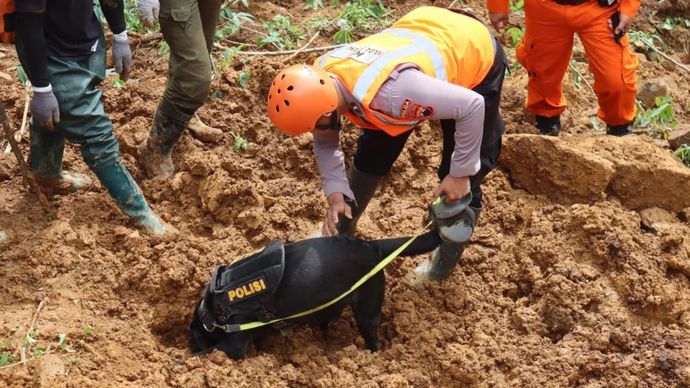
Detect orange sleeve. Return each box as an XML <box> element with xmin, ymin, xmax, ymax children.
<box><xmin>487</xmin><ymin>0</ymin><xmax>510</xmax><ymax>13</ymax></box>
<box><xmin>620</xmin><ymin>0</ymin><xmax>641</xmax><ymax>18</ymax></box>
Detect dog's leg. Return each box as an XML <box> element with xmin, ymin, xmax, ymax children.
<box><xmin>352</xmin><ymin>273</ymin><xmax>385</xmax><ymax>351</ymax></box>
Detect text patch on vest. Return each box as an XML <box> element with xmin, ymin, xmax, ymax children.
<box><xmin>227</xmin><ymin>276</ymin><xmax>269</xmax><ymax>304</ymax></box>
<box><xmin>330</xmin><ymin>44</ymin><xmax>390</xmax><ymax>64</ymax></box>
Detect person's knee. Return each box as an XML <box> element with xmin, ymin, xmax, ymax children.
<box><xmin>81</xmin><ymin>131</ymin><xmax>121</xmax><ymax>171</ymax></box>
<box><xmin>169</xmin><ymin>60</ymin><xmax>213</xmax><ymax>110</ymax></box>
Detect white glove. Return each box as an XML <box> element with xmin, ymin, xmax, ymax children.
<box><xmin>137</xmin><ymin>0</ymin><xmax>160</xmax><ymax>28</ymax></box>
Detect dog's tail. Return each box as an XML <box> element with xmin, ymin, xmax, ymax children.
<box><xmin>374</xmin><ymin>228</ymin><xmax>442</xmax><ymax>258</ymax></box>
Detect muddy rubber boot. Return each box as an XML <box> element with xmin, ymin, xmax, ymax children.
<box><xmin>536</xmin><ymin>115</ymin><xmax>561</xmax><ymax>136</ymax></box>
<box><xmin>138</xmin><ymin>99</ymin><xmax>193</xmax><ymax>179</ymax></box>
<box><xmin>607</xmin><ymin>123</ymin><xmax>632</xmax><ymax>136</ymax></box>
<box><xmin>94</xmin><ymin>161</ymin><xmax>169</xmax><ymax>237</ymax></box>
<box><xmin>414</xmin><ymin>206</ymin><xmax>482</xmax><ymax>282</ymax></box>
<box><xmin>336</xmin><ymin>165</ymin><xmax>382</xmax><ymax>236</ymax></box>
<box><xmin>30</xmin><ymin>128</ymin><xmax>93</xmax><ymax>194</ymax></box>
<box><xmin>36</xmin><ymin>171</ymin><xmax>93</xmax><ymax>195</ymax></box>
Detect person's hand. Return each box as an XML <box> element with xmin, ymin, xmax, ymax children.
<box><xmin>112</xmin><ymin>32</ymin><xmax>132</xmax><ymax>81</ymax></box>
<box><xmin>489</xmin><ymin>11</ymin><xmax>510</xmax><ymax>32</ymax></box>
<box><xmin>608</xmin><ymin>12</ymin><xmax>633</xmax><ymax>39</ymax></box>
<box><xmin>433</xmin><ymin>175</ymin><xmax>470</xmax><ymax>204</ymax></box>
<box><xmin>137</xmin><ymin>0</ymin><xmax>160</xmax><ymax>28</ymax></box>
<box><xmin>322</xmin><ymin>192</ymin><xmax>352</xmax><ymax>236</ymax></box>
<box><xmin>30</xmin><ymin>87</ymin><xmax>60</xmax><ymax>131</ymax></box>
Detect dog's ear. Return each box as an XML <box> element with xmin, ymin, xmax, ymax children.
<box><xmin>216</xmin><ymin>332</ymin><xmax>253</xmax><ymax>359</ymax></box>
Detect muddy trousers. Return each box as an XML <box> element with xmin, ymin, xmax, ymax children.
<box><xmin>517</xmin><ymin>0</ymin><xmax>639</xmax><ymax>126</ymax></box>
<box><xmin>353</xmin><ymin>38</ymin><xmax>508</xmax><ymax>211</ymax></box>
<box><xmin>16</xmin><ymin>37</ymin><xmax>160</xmax><ymax>229</ymax></box>
<box><xmin>159</xmin><ymin>0</ymin><xmax>221</xmax><ymax>115</ymax></box>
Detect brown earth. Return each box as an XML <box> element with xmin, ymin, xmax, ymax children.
<box><xmin>1</xmin><ymin>0</ymin><xmax>690</xmax><ymax>386</ymax></box>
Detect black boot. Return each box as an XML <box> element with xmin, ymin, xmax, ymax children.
<box><xmin>336</xmin><ymin>164</ymin><xmax>381</xmax><ymax>235</ymax></box>
<box><xmin>607</xmin><ymin>123</ymin><xmax>632</xmax><ymax>136</ymax></box>
<box><xmin>138</xmin><ymin>98</ymin><xmax>193</xmax><ymax>179</ymax></box>
<box><xmin>536</xmin><ymin>115</ymin><xmax>561</xmax><ymax>136</ymax></box>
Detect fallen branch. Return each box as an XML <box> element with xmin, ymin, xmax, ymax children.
<box><xmin>3</xmin><ymin>82</ymin><xmax>31</xmax><ymax>153</ymax></box>
<box><xmin>237</xmin><ymin>43</ymin><xmax>345</xmax><ymax>57</ymax></box>
<box><xmin>286</xmin><ymin>32</ymin><xmax>320</xmax><ymax>61</ymax></box>
<box><xmin>20</xmin><ymin>297</ymin><xmax>49</xmax><ymax>362</ymax></box>
<box><xmin>0</xmin><ymin>351</ymin><xmax>55</xmax><ymax>371</ymax></box>
<box><xmin>632</xmin><ymin>33</ymin><xmax>690</xmax><ymax>73</ymax></box>
<box><xmin>0</xmin><ymin>99</ymin><xmax>56</xmax><ymax>217</ymax></box>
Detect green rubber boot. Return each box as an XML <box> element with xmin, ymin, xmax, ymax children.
<box><xmin>94</xmin><ymin>161</ymin><xmax>168</xmax><ymax>236</ymax></box>
<box><xmin>30</xmin><ymin>127</ymin><xmax>92</xmax><ymax>193</ymax></box>
<box><xmin>414</xmin><ymin>206</ymin><xmax>481</xmax><ymax>281</ymax></box>
<box><xmin>336</xmin><ymin>164</ymin><xmax>382</xmax><ymax>236</ymax></box>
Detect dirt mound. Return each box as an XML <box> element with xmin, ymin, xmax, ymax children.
<box><xmin>500</xmin><ymin>134</ymin><xmax>690</xmax><ymax>212</ymax></box>
<box><xmin>2</xmin><ymin>0</ymin><xmax>690</xmax><ymax>386</ymax></box>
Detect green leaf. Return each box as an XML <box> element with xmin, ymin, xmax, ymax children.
<box><xmin>238</xmin><ymin>71</ymin><xmax>251</xmax><ymax>88</ymax></box>
<box><xmin>234</xmin><ymin>136</ymin><xmax>248</xmax><ymax>151</ymax></box>
<box><xmin>0</xmin><ymin>351</ymin><xmax>10</xmax><ymax>367</ymax></box>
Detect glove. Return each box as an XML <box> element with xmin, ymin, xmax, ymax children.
<box><xmin>30</xmin><ymin>85</ymin><xmax>60</xmax><ymax>131</ymax></box>
<box><xmin>137</xmin><ymin>0</ymin><xmax>160</xmax><ymax>28</ymax></box>
<box><xmin>112</xmin><ymin>31</ymin><xmax>132</xmax><ymax>81</ymax></box>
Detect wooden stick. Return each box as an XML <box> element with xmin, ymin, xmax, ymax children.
<box><xmin>237</xmin><ymin>43</ymin><xmax>345</xmax><ymax>57</ymax></box>
<box><xmin>11</xmin><ymin>83</ymin><xmax>31</xmax><ymax>147</ymax></box>
<box><xmin>286</xmin><ymin>32</ymin><xmax>320</xmax><ymax>61</ymax></box>
<box><xmin>643</xmin><ymin>41</ymin><xmax>690</xmax><ymax>73</ymax></box>
<box><xmin>19</xmin><ymin>297</ymin><xmax>49</xmax><ymax>362</ymax></box>
<box><xmin>0</xmin><ymin>99</ymin><xmax>56</xmax><ymax>217</ymax></box>
<box><xmin>0</xmin><ymin>351</ymin><xmax>55</xmax><ymax>371</ymax></box>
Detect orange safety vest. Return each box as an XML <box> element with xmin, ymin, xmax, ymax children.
<box><xmin>316</xmin><ymin>6</ymin><xmax>495</xmax><ymax>137</ymax></box>
<box><xmin>0</xmin><ymin>0</ymin><xmax>15</xmax><ymax>44</ymax></box>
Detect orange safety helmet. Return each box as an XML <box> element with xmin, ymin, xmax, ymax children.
<box><xmin>267</xmin><ymin>64</ymin><xmax>338</xmax><ymax>136</ymax></box>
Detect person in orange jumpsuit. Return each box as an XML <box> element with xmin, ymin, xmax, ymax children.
<box><xmin>488</xmin><ymin>0</ymin><xmax>640</xmax><ymax>136</ymax></box>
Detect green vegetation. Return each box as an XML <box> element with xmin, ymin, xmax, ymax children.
<box><xmin>258</xmin><ymin>15</ymin><xmax>306</xmax><ymax>50</ymax></box>
<box><xmin>674</xmin><ymin>144</ymin><xmax>690</xmax><ymax>167</ymax></box>
<box><xmin>635</xmin><ymin>96</ymin><xmax>677</xmax><ymax>139</ymax></box>
<box><xmin>510</xmin><ymin>0</ymin><xmax>524</xmax><ymax>12</ymax></box>
<box><xmin>505</xmin><ymin>27</ymin><xmax>524</xmax><ymax>48</ymax></box>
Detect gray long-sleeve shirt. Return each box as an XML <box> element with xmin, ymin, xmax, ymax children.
<box><xmin>313</xmin><ymin>65</ymin><xmax>485</xmax><ymax>201</ymax></box>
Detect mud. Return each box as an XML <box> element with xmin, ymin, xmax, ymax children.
<box><xmin>1</xmin><ymin>0</ymin><xmax>690</xmax><ymax>386</ymax></box>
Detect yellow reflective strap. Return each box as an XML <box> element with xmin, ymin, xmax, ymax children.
<box><xmin>238</xmin><ymin>223</ymin><xmax>433</xmax><ymax>332</ymax></box>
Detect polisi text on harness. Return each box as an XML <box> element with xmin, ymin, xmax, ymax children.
<box><xmin>227</xmin><ymin>277</ymin><xmax>268</xmax><ymax>303</ymax></box>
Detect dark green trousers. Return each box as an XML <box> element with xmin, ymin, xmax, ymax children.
<box><xmin>159</xmin><ymin>0</ymin><xmax>222</xmax><ymax>113</ymax></box>
<box><xmin>17</xmin><ymin>35</ymin><xmax>120</xmax><ymax>177</ymax></box>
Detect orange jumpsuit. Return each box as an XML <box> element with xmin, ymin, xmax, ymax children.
<box><xmin>488</xmin><ymin>0</ymin><xmax>640</xmax><ymax>125</ymax></box>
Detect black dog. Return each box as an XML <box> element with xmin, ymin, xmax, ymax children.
<box><xmin>190</xmin><ymin>230</ymin><xmax>441</xmax><ymax>359</ymax></box>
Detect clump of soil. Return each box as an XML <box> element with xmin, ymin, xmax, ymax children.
<box><xmin>1</xmin><ymin>0</ymin><xmax>690</xmax><ymax>386</ymax></box>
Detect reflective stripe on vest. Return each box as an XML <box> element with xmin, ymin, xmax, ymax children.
<box><xmin>351</xmin><ymin>28</ymin><xmax>447</xmax><ymax>102</ymax></box>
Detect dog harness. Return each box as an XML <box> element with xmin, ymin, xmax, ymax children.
<box><xmin>198</xmin><ymin>240</ymin><xmax>287</xmax><ymax>333</ymax></box>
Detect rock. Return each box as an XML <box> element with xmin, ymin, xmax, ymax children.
<box><xmin>187</xmin><ymin>115</ymin><xmax>224</xmax><ymax>144</ymax></box>
<box><xmin>679</xmin><ymin>207</ymin><xmax>690</xmax><ymax>223</ymax></box>
<box><xmin>0</xmin><ymin>230</ymin><xmax>7</xmax><ymax>246</ymax></box>
<box><xmin>499</xmin><ymin>135</ymin><xmax>615</xmax><ymax>204</ymax></box>
<box><xmin>36</xmin><ymin>354</ymin><xmax>65</xmax><ymax>386</ymax></box>
<box><xmin>668</xmin><ymin>125</ymin><xmax>690</xmax><ymax>150</ymax></box>
<box><xmin>636</xmin><ymin>77</ymin><xmax>676</xmax><ymax>109</ymax></box>
<box><xmin>654</xmin><ymin>139</ymin><xmax>671</xmax><ymax>149</ymax></box>
<box><xmin>0</xmin><ymin>152</ymin><xmax>15</xmax><ymax>181</ymax></box>
<box><xmin>639</xmin><ymin>207</ymin><xmax>677</xmax><ymax>231</ymax></box>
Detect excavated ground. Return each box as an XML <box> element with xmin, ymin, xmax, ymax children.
<box><xmin>1</xmin><ymin>0</ymin><xmax>690</xmax><ymax>386</ymax></box>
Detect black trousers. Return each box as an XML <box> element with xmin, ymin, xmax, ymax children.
<box><xmin>353</xmin><ymin>38</ymin><xmax>508</xmax><ymax>209</ymax></box>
